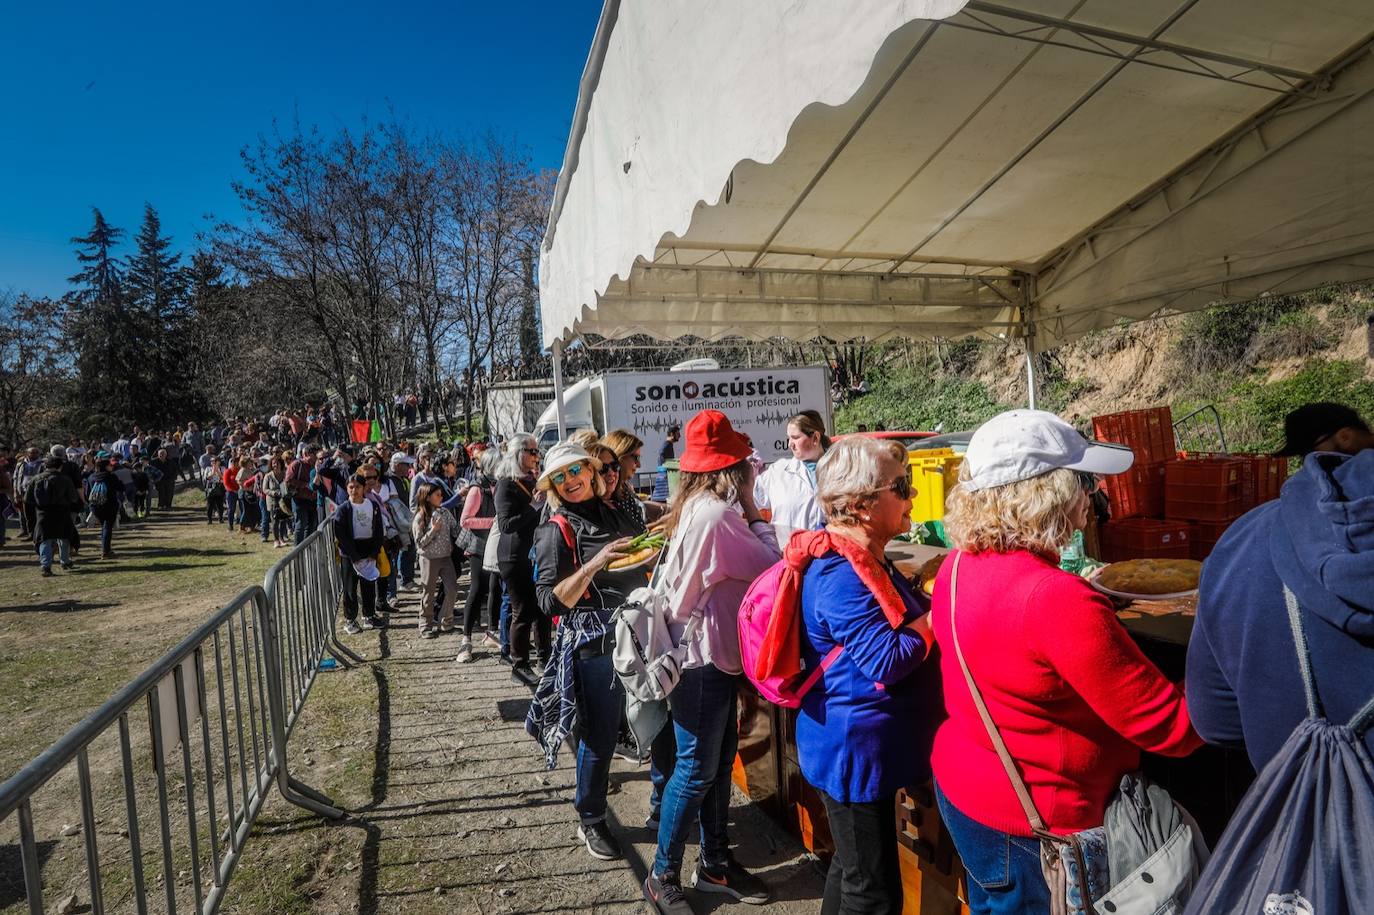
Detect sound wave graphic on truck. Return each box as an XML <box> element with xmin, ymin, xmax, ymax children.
<box><xmin>633</xmin><ymin>376</ymin><xmax>801</xmax><ymax>402</ymax></box>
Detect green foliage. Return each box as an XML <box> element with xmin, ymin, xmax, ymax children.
<box><xmin>836</xmin><ymin>367</ymin><xmax>1007</xmax><ymax>433</ymax></box>
<box><xmin>1173</xmin><ymin>295</ymin><xmax>1309</xmax><ymax>375</ymax></box>
<box><xmin>1174</xmin><ymin>360</ymin><xmax>1374</xmax><ymax>454</ymax></box>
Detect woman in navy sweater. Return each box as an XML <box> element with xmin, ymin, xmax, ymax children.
<box><xmin>795</xmin><ymin>436</ymin><xmax>937</xmax><ymax>915</ymax></box>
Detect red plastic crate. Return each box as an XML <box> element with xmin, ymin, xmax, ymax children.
<box><xmin>1092</xmin><ymin>407</ymin><xmax>1176</xmax><ymax>465</ymax></box>
<box><xmin>1098</xmin><ymin>518</ymin><xmax>1193</xmax><ymax>563</ymax></box>
<box><xmin>1255</xmin><ymin>455</ymin><xmax>1288</xmax><ymax>504</ymax></box>
<box><xmin>1102</xmin><ymin>461</ymin><xmax>1166</xmax><ymax>520</ymax></box>
<box><xmin>1175</xmin><ymin>453</ymin><xmax>1290</xmax><ymax>512</ymax></box>
<box><xmin>1190</xmin><ymin>519</ymin><xmax>1233</xmax><ymax>560</ymax></box>
<box><xmin>1165</xmin><ymin>458</ymin><xmax>1245</xmax><ymax>522</ymax></box>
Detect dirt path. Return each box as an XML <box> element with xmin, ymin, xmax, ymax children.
<box><xmin>226</xmin><ymin>590</ymin><xmax>829</xmax><ymax>914</ymax></box>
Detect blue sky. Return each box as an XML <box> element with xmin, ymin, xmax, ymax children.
<box><xmin>0</xmin><ymin>1</ymin><xmax>602</xmax><ymax>298</ymax></box>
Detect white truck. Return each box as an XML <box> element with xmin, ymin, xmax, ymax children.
<box><xmin>532</xmin><ymin>364</ymin><xmax>832</xmax><ymax>481</ymax></box>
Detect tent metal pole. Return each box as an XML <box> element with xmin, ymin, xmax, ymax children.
<box><xmin>551</xmin><ymin>339</ymin><xmax>568</xmax><ymax>440</ymax></box>
<box><xmin>1020</xmin><ymin>274</ymin><xmax>1039</xmax><ymax>410</ymax></box>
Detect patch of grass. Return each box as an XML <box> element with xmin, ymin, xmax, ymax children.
<box><xmin>837</xmin><ymin>364</ymin><xmax>1008</xmax><ymax>433</ymax></box>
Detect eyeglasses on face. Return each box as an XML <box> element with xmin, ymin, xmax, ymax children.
<box><xmin>549</xmin><ymin>463</ymin><xmax>586</xmax><ymax>487</ymax></box>
<box><xmin>886</xmin><ymin>475</ymin><xmax>913</xmax><ymax>500</ymax></box>
<box><xmin>599</xmin><ymin>460</ymin><xmax>621</xmax><ymax>475</ymax></box>
<box><xmin>522</xmin><ymin>447</ymin><xmax>541</xmax><ymax>456</ymax></box>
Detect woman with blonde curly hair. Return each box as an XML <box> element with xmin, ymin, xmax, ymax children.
<box><xmin>929</xmin><ymin>410</ymin><xmax>1201</xmax><ymax>914</ymax></box>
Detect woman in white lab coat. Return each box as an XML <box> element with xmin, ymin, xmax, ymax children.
<box><xmin>753</xmin><ymin>410</ymin><xmax>830</xmax><ymax>532</ymax></box>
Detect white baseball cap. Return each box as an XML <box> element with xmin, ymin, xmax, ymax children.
<box><xmin>962</xmin><ymin>409</ymin><xmax>1134</xmax><ymax>491</ymax></box>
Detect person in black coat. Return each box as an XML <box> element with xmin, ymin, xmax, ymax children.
<box><xmin>30</xmin><ymin>457</ymin><xmax>80</xmax><ymax>575</ymax></box>
<box><xmin>336</xmin><ymin>473</ymin><xmax>384</xmax><ymax>634</ymax></box>
<box><xmin>494</xmin><ymin>436</ymin><xmax>546</xmax><ymax>681</ymax></box>
<box><xmin>86</xmin><ymin>457</ymin><xmax>121</xmax><ymax>558</ymax></box>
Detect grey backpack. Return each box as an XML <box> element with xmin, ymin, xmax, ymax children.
<box><xmin>1181</xmin><ymin>587</ymin><xmax>1374</xmax><ymax>915</ymax></box>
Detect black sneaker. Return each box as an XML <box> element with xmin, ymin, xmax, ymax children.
<box><xmin>362</xmin><ymin>615</ymin><xmax>382</xmax><ymax>629</ymax></box>
<box><xmin>644</xmin><ymin>871</ymin><xmax>693</xmax><ymax>915</ymax></box>
<box><xmin>645</xmin><ymin>807</ymin><xmax>660</xmax><ymax>829</ymax></box>
<box><xmin>61</xmin><ymin>562</ymin><xmax>75</xmax><ymax>571</ymax></box>
<box><xmin>41</xmin><ymin>567</ymin><xmax>54</xmax><ymax>577</ymax></box>
<box><xmin>576</xmin><ymin>820</ymin><xmax>622</xmax><ymax>861</ymax></box>
<box><xmin>510</xmin><ymin>662</ymin><xmax>537</xmax><ymax>687</ymax></box>
<box><xmin>693</xmin><ymin>855</ymin><xmax>770</xmax><ymax>904</ymax></box>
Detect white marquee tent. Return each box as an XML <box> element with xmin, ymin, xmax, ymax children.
<box><xmin>539</xmin><ymin>0</ymin><xmax>1374</xmax><ymax>422</ymax></box>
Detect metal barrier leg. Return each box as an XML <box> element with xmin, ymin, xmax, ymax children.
<box><xmin>253</xmin><ymin>589</ymin><xmax>345</xmax><ymax>819</ymax></box>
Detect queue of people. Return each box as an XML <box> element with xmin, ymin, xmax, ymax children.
<box><xmin>9</xmin><ymin>391</ymin><xmax>1368</xmax><ymax>914</ymax></box>
<box><xmin>494</xmin><ymin>400</ymin><xmax>1372</xmax><ymax>915</ymax></box>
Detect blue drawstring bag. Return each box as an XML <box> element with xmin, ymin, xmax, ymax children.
<box><xmin>1182</xmin><ymin>586</ymin><xmax>1374</xmax><ymax>915</ymax></box>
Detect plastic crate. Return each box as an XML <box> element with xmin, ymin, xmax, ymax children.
<box><xmin>1093</xmin><ymin>407</ymin><xmax>1175</xmax><ymax>464</ymax></box>
<box><xmin>1102</xmin><ymin>461</ymin><xmax>1166</xmax><ymax>520</ymax></box>
<box><xmin>1254</xmin><ymin>455</ymin><xmax>1289</xmax><ymax>505</ymax></box>
<box><xmin>1190</xmin><ymin>519</ymin><xmax>1233</xmax><ymax>560</ymax></box>
<box><xmin>908</xmin><ymin>449</ymin><xmax>963</xmax><ymax>524</ymax></box>
<box><xmin>1165</xmin><ymin>457</ymin><xmax>1245</xmax><ymax>522</ymax></box>
<box><xmin>1098</xmin><ymin>518</ymin><xmax>1192</xmax><ymax>563</ymax></box>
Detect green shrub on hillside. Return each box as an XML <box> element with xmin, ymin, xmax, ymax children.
<box><xmin>836</xmin><ymin>369</ymin><xmax>1006</xmax><ymax>433</ymax></box>
<box><xmin>1176</xmin><ymin>359</ymin><xmax>1374</xmax><ymax>454</ymax></box>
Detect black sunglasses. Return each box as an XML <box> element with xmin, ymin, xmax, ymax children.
<box><xmin>599</xmin><ymin>460</ymin><xmax>621</xmax><ymax>475</ymax></box>
<box><xmin>522</xmin><ymin>447</ymin><xmax>541</xmax><ymax>456</ymax></box>
<box><xmin>879</xmin><ymin>475</ymin><xmax>912</xmax><ymax>500</ymax></box>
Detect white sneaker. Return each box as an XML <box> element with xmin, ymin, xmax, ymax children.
<box><xmin>455</xmin><ymin>638</ymin><xmax>473</xmax><ymax>664</ymax></box>
<box><xmin>343</xmin><ymin>621</ymin><xmax>362</xmax><ymax>635</ymax></box>
<box><xmin>480</xmin><ymin>631</ymin><xmax>500</xmax><ymax>649</ymax></box>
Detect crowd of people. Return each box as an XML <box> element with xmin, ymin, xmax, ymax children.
<box><xmin>7</xmin><ymin>392</ymin><xmax>1369</xmax><ymax>915</ymax></box>
<box><xmin>409</xmin><ymin>401</ymin><xmax>1367</xmax><ymax>915</ymax></box>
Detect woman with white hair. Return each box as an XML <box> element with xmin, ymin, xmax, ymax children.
<box><xmin>494</xmin><ymin>433</ymin><xmax>546</xmax><ymax>683</ymax></box>
<box><xmin>785</xmin><ymin>435</ymin><xmax>936</xmax><ymax>915</ymax></box>
<box><xmin>930</xmin><ymin>410</ymin><xmax>1200</xmax><ymax>914</ymax></box>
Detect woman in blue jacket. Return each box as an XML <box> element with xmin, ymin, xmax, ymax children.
<box><xmin>795</xmin><ymin>436</ymin><xmax>937</xmax><ymax>915</ymax></box>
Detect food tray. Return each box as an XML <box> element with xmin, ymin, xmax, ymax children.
<box><xmin>1089</xmin><ymin>579</ymin><xmax>1198</xmax><ymax>602</ymax></box>
<box><xmin>608</xmin><ymin>547</ymin><xmax>662</xmax><ymax>572</ymax></box>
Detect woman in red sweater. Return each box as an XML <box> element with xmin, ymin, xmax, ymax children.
<box><xmin>929</xmin><ymin>410</ymin><xmax>1201</xmax><ymax>914</ymax></box>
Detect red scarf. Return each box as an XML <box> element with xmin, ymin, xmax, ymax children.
<box><xmin>755</xmin><ymin>528</ymin><xmax>910</xmax><ymax>682</ymax></box>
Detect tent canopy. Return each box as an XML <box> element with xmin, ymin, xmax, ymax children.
<box><xmin>540</xmin><ymin>0</ymin><xmax>1374</xmax><ymax>351</ymax></box>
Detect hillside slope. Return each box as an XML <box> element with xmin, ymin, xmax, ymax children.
<box><xmin>837</xmin><ymin>286</ymin><xmax>1374</xmax><ymax>454</ymax></box>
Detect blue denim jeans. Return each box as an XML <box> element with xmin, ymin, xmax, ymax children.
<box><xmin>38</xmin><ymin>538</ymin><xmax>71</xmax><ymax>569</ymax></box>
<box><xmin>225</xmin><ymin>491</ymin><xmax>238</xmax><ymax>529</ymax></box>
<box><xmin>498</xmin><ymin>588</ymin><xmax>512</xmax><ymax>656</ymax></box>
<box><xmin>258</xmin><ymin>495</ymin><xmax>272</xmax><ymax>540</ymax></box>
<box><xmin>653</xmin><ymin>664</ymin><xmax>739</xmax><ymax>876</ymax></box>
<box><xmin>573</xmin><ymin>651</ymin><xmax>625</xmax><ymax>825</ymax></box>
<box><xmin>934</xmin><ymin>781</ymin><xmax>1050</xmax><ymax>914</ymax></box>
<box><xmin>100</xmin><ymin>516</ymin><xmax>115</xmax><ymax>554</ymax></box>
<box><xmin>293</xmin><ymin>497</ymin><xmax>318</xmax><ymax>544</ymax></box>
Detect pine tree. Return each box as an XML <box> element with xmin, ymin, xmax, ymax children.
<box><xmin>68</xmin><ymin>208</ymin><xmax>125</xmax><ymax>307</ymax></box>
<box><xmin>125</xmin><ymin>203</ymin><xmax>184</xmax><ymax>321</ymax></box>
<box><xmin>68</xmin><ymin>208</ymin><xmax>137</xmax><ymax>434</ymax></box>
<box><xmin>125</xmin><ymin>204</ymin><xmax>195</xmax><ymax>425</ymax></box>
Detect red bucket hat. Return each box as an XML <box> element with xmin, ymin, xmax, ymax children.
<box><xmin>679</xmin><ymin>410</ymin><xmax>753</xmax><ymax>473</ymax></box>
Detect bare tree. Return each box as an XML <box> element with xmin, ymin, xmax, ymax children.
<box><xmin>0</xmin><ymin>291</ymin><xmax>68</xmax><ymax>446</ymax></box>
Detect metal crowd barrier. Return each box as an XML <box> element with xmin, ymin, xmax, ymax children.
<box><xmin>0</xmin><ymin>516</ymin><xmax>357</xmax><ymax>915</ymax></box>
